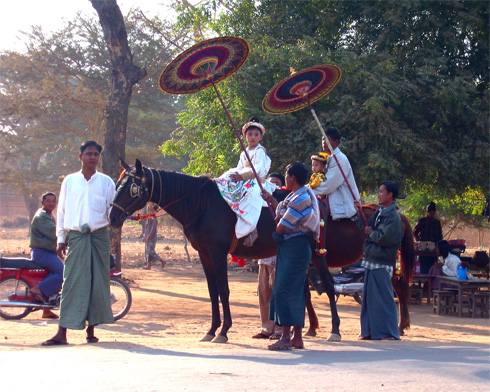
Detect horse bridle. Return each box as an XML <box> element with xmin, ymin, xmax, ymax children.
<box><xmin>111</xmin><ymin>167</ymin><xmax>162</xmax><ymax>218</ymax></box>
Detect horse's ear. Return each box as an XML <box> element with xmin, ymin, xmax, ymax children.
<box><xmin>120</xmin><ymin>158</ymin><xmax>130</xmax><ymax>170</ymax></box>
<box><xmin>135</xmin><ymin>159</ymin><xmax>143</xmax><ymax>174</ymax></box>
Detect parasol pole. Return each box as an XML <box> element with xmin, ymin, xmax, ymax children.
<box><xmin>210</xmin><ymin>79</ymin><xmax>276</xmax><ymax>218</ymax></box>
<box><xmin>306</xmin><ymin>99</ymin><xmax>368</xmax><ymax>226</ymax></box>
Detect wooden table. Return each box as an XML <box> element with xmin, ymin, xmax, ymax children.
<box><xmin>412</xmin><ymin>274</ymin><xmax>432</xmax><ymax>304</ymax></box>
<box><xmin>439</xmin><ymin>276</ymin><xmax>490</xmax><ymax>317</ymax></box>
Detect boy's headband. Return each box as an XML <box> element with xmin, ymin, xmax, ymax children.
<box><xmin>242</xmin><ymin>121</ymin><xmax>266</xmax><ymax>135</ymax></box>
<box><xmin>311</xmin><ymin>152</ymin><xmax>329</xmax><ymax>162</ymax></box>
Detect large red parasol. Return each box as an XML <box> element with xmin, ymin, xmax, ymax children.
<box><xmin>262</xmin><ymin>65</ymin><xmax>342</xmax><ymax>114</ymax></box>
<box><xmin>159</xmin><ymin>37</ymin><xmax>274</xmax><ymax>216</ymax></box>
<box><xmin>159</xmin><ymin>36</ymin><xmax>249</xmax><ymax>94</ymax></box>
<box><xmin>262</xmin><ymin>65</ymin><xmax>367</xmax><ymax>224</ymax></box>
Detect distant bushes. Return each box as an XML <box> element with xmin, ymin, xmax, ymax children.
<box><xmin>0</xmin><ymin>216</ymin><xmax>30</xmax><ymax>228</ymax></box>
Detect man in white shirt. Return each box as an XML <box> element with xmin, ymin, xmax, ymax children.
<box><xmin>314</xmin><ymin>127</ymin><xmax>360</xmax><ymax>220</ymax></box>
<box><xmin>42</xmin><ymin>141</ymin><xmax>116</xmax><ymax>346</ymax></box>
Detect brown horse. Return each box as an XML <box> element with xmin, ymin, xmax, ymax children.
<box><xmin>109</xmin><ymin>160</ymin><xmax>414</xmax><ymax>342</ymax></box>
<box><xmin>305</xmin><ymin>204</ymin><xmax>414</xmax><ymax>337</ymax></box>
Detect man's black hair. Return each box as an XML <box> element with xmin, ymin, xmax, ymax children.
<box><xmin>41</xmin><ymin>192</ymin><xmax>56</xmax><ymax>201</ymax></box>
<box><xmin>286</xmin><ymin>162</ymin><xmax>308</xmax><ymax>186</ymax></box>
<box><xmin>80</xmin><ymin>140</ymin><xmax>102</xmax><ymax>154</ymax></box>
<box><xmin>325</xmin><ymin>127</ymin><xmax>341</xmax><ymax>141</ymax></box>
<box><xmin>437</xmin><ymin>240</ymin><xmax>450</xmax><ymax>258</ymax></box>
<box><xmin>268</xmin><ymin>172</ymin><xmax>285</xmax><ymax>187</ymax></box>
<box><xmin>381</xmin><ymin>181</ymin><xmax>399</xmax><ymax>200</ymax></box>
<box><xmin>426</xmin><ymin>201</ymin><xmax>436</xmax><ymax>212</ymax></box>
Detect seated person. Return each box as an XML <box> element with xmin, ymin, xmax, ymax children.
<box><xmin>30</xmin><ymin>192</ymin><xmax>64</xmax><ymax>318</ymax></box>
<box><xmin>313</xmin><ymin>128</ymin><xmax>360</xmax><ymax>220</ymax></box>
<box><xmin>428</xmin><ymin>240</ymin><xmax>461</xmax><ymax>290</ymax></box>
<box><xmin>308</xmin><ymin>152</ymin><xmax>328</xmax><ymax>193</ymax></box>
<box><xmin>215</xmin><ymin>117</ymin><xmax>274</xmax><ymax>246</ymax></box>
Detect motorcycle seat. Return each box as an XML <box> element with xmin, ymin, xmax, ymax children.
<box><xmin>0</xmin><ymin>255</ymin><xmax>42</xmax><ymax>269</ymax></box>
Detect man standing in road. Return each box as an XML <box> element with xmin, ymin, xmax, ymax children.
<box><xmin>42</xmin><ymin>140</ymin><xmax>116</xmax><ymax>346</ymax></box>
<box><xmin>354</xmin><ymin>181</ymin><xmax>403</xmax><ymax>341</ymax></box>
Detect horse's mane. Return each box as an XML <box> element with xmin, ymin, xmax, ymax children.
<box><xmin>151</xmin><ymin>168</ymin><xmax>220</xmax><ymax>226</ymax></box>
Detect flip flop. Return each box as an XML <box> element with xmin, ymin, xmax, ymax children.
<box><xmin>292</xmin><ymin>343</ymin><xmax>305</xmax><ymax>349</ymax></box>
<box><xmin>269</xmin><ymin>333</ymin><xmax>282</xmax><ymax>340</ymax></box>
<box><xmin>86</xmin><ymin>336</ymin><xmax>99</xmax><ymax>343</ymax></box>
<box><xmin>42</xmin><ymin>312</ymin><xmax>59</xmax><ymax>319</ymax></box>
<box><xmin>41</xmin><ymin>339</ymin><xmax>68</xmax><ymax>346</ymax></box>
<box><xmin>32</xmin><ymin>291</ymin><xmax>48</xmax><ymax>303</ymax></box>
<box><xmin>252</xmin><ymin>332</ymin><xmax>271</xmax><ymax>339</ymax></box>
<box><xmin>268</xmin><ymin>342</ymin><xmax>292</xmax><ymax>351</ymax></box>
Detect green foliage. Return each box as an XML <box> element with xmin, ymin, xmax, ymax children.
<box><xmin>400</xmin><ymin>181</ymin><xmax>488</xmax><ymax>238</ymax></box>
<box><xmin>166</xmin><ymin>0</ymin><xmax>488</xmax><ymax>199</ymax></box>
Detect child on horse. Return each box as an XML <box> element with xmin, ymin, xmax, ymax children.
<box><xmin>215</xmin><ymin>117</ymin><xmax>274</xmax><ymax>247</ymax></box>
<box><xmin>308</xmin><ymin>152</ymin><xmax>329</xmax><ymax>193</ymax></box>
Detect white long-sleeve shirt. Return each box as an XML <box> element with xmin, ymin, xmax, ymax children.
<box><xmin>313</xmin><ymin>147</ymin><xmax>360</xmax><ymax>220</ymax></box>
<box><xmin>56</xmin><ymin>171</ymin><xmax>116</xmax><ymax>244</ymax></box>
<box><xmin>235</xmin><ymin>144</ymin><xmax>271</xmax><ymax>181</ymax></box>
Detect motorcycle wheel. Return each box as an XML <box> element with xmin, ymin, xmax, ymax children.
<box><xmin>0</xmin><ymin>277</ymin><xmax>34</xmax><ymax>320</ymax></box>
<box><xmin>110</xmin><ymin>277</ymin><xmax>132</xmax><ymax>321</ymax></box>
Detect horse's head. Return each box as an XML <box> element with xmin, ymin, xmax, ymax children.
<box><xmin>110</xmin><ymin>159</ymin><xmax>151</xmax><ymax>228</ymax></box>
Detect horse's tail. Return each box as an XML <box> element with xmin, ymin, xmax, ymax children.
<box><xmin>399</xmin><ymin>213</ymin><xmax>415</xmax><ymax>285</ymax></box>
<box><xmin>394</xmin><ymin>213</ymin><xmax>415</xmax><ymax>335</ymax></box>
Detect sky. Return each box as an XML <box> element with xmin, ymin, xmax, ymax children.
<box><xmin>1</xmin><ymin>0</ymin><xmax>170</xmax><ymax>52</ymax></box>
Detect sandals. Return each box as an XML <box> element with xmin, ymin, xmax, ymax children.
<box><xmin>86</xmin><ymin>336</ymin><xmax>99</xmax><ymax>343</ymax></box>
<box><xmin>42</xmin><ymin>339</ymin><xmax>68</xmax><ymax>346</ymax></box>
<box><xmin>32</xmin><ymin>291</ymin><xmax>48</xmax><ymax>303</ymax></box>
<box><xmin>268</xmin><ymin>342</ymin><xmax>292</xmax><ymax>351</ymax></box>
<box><xmin>252</xmin><ymin>332</ymin><xmax>271</xmax><ymax>339</ymax></box>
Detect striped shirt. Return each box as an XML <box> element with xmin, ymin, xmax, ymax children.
<box><xmin>278</xmin><ymin>186</ymin><xmax>314</xmax><ymax>240</ymax></box>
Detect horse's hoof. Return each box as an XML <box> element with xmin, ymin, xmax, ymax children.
<box><xmin>200</xmin><ymin>334</ymin><xmax>215</xmax><ymax>342</ymax></box>
<box><xmin>211</xmin><ymin>335</ymin><xmax>228</xmax><ymax>344</ymax></box>
<box><xmin>327</xmin><ymin>333</ymin><xmax>341</xmax><ymax>342</ymax></box>
<box><xmin>304</xmin><ymin>330</ymin><xmax>317</xmax><ymax>337</ymax></box>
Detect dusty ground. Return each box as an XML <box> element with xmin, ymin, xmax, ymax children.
<box><xmin>0</xmin><ymin>223</ymin><xmax>489</xmax><ymax>351</ymax></box>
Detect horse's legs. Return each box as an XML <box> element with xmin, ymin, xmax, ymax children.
<box><xmin>212</xmin><ymin>250</ymin><xmax>232</xmax><ymax>343</ymax></box>
<box><xmin>313</xmin><ymin>255</ymin><xmax>342</xmax><ymax>341</ymax></box>
<box><xmin>393</xmin><ymin>277</ymin><xmax>411</xmax><ymax>336</ymax></box>
<box><xmin>199</xmin><ymin>253</ymin><xmax>222</xmax><ymax>341</ymax></box>
<box><xmin>304</xmin><ymin>279</ymin><xmax>319</xmax><ymax>337</ymax></box>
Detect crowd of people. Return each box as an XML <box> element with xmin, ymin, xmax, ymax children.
<box><xmin>25</xmin><ymin>117</ymin><xmax>464</xmax><ymax>349</ymax></box>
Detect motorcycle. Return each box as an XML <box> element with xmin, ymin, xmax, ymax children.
<box><xmin>0</xmin><ymin>254</ymin><xmax>132</xmax><ymax>321</ymax></box>
<box><xmin>308</xmin><ymin>260</ymin><xmax>365</xmax><ymax>305</ymax></box>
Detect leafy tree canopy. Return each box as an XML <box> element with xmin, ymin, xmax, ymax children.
<box><xmin>0</xmin><ymin>9</ymin><xmax>185</xmax><ymax>217</ymax></box>
<box><xmin>164</xmin><ymin>0</ymin><xmax>488</xmax><ymax>205</ymax></box>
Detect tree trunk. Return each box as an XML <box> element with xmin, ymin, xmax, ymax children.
<box><xmin>90</xmin><ymin>0</ymin><xmax>147</xmax><ymax>270</ymax></box>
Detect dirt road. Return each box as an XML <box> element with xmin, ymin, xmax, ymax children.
<box><xmin>1</xmin><ymin>225</ymin><xmax>489</xmax><ymax>391</ymax></box>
